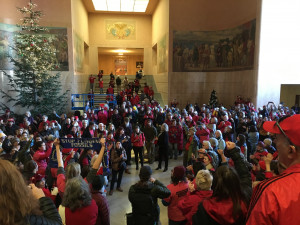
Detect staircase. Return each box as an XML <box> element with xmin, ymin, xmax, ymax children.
<box><xmin>91</xmin><ymin>75</ymin><xmax>147</xmax><ymax>103</ymax></box>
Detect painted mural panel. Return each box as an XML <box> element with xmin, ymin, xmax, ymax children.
<box><xmin>0</xmin><ymin>23</ymin><xmax>69</xmax><ymax>71</ymax></box>
<box><xmin>73</xmin><ymin>31</ymin><xmax>84</xmax><ymax>72</ymax></box>
<box><xmin>158</xmin><ymin>34</ymin><xmax>168</xmax><ymax>73</ymax></box>
<box><xmin>106</xmin><ymin>20</ymin><xmax>136</xmax><ymax>40</ymax></box>
<box><xmin>173</xmin><ymin>19</ymin><xmax>256</xmax><ymax>72</ymax></box>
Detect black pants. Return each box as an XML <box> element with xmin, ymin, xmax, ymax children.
<box><xmin>158</xmin><ymin>147</ymin><xmax>168</xmax><ymax>169</ymax></box>
<box><xmin>124</xmin><ymin>143</ymin><xmax>132</xmax><ymax>165</ymax></box>
<box><xmin>133</xmin><ymin>146</ymin><xmax>144</xmax><ymax>169</ymax></box>
<box><xmin>110</xmin><ymin>168</ymin><xmax>124</xmax><ymax>191</ymax></box>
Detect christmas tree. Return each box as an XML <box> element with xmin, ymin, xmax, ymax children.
<box><xmin>208</xmin><ymin>90</ymin><xmax>219</xmax><ymax>108</ymax></box>
<box><xmin>0</xmin><ymin>1</ymin><xmax>68</xmax><ymax>115</ymax></box>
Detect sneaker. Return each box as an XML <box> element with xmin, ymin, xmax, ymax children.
<box><xmin>117</xmin><ymin>187</ymin><xmax>123</xmax><ymax>192</ymax></box>
<box><xmin>163</xmin><ymin>168</ymin><xmax>168</xmax><ymax>172</ymax></box>
<box><xmin>109</xmin><ymin>190</ymin><xmax>113</xmax><ymax>195</ymax></box>
<box><xmin>125</xmin><ymin>169</ymin><xmax>131</xmax><ymax>174</ymax></box>
<box><xmin>155</xmin><ymin>167</ymin><xmax>161</xmax><ymax>170</ymax></box>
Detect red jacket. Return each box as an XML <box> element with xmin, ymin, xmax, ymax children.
<box><xmin>169</xmin><ymin>125</ymin><xmax>180</xmax><ymax>144</ymax></box>
<box><xmin>246</xmin><ymin>164</ymin><xmax>300</xmax><ymax>225</ymax></box>
<box><xmin>98</xmin><ymin>111</ymin><xmax>108</xmax><ymax>125</ymax></box>
<box><xmin>196</xmin><ymin>128</ymin><xmax>210</xmax><ymax>144</ymax></box>
<box><xmin>130</xmin><ymin>95</ymin><xmax>140</xmax><ymax>106</ymax></box>
<box><xmin>33</xmin><ymin>143</ymin><xmax>52</xmax><ymax>176</ymax></box>
<box><xmin>217</xmin><ymin>121</ymin><xmax>231</xmax><ymax>133</ymax></box>
<box><xmin>91</xmin><ymin>191</ymin><xmax>110</xmax><ymax>225</ymax></box>
<box><xmin>131</xmin><ymin>132</ymin><xmax>145</xmax><ymax>147</ymax></box>
<box><xmin>178</xmin><ymin>190</ymin><xmax>213</xmax><ymax>225</ymax></box>
<box><xmin>163</xmin><ymin>182</ymin><xmax>189</xmax><ymax>222</ymax></box>
<box><xmin>65</xmin><ymin>199</ymin><xmax>98</xmax><ymax>225</ymax></box>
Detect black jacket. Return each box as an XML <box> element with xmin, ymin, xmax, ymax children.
<box><xmin>28</xmin><ymin>197</ymin><xmax>62</xmax><ymax>225</ymax></box>
<box><xmin>128</xmin><ymin>180</ymin><xmax>170</xmax><ymax>225</ymax></box>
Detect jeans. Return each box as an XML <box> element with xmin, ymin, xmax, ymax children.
<box><xmin>133</xmin><ymin>146</ymin><xmax>144</xmax><ymax>169</ymax></box>
<box><xmin>145</xmin><ymin>141</ymin><xmax>155</xmax><ymax>163</ymax></box>
<box><xmin>169</xmin><ymin>142</ymin><xmax>178</xmax><ymax>159</ymax></box>
<box><xmin>110</xmin><ymin>168</ymin><xmax>124</xmax><ymax>190</ymax></box>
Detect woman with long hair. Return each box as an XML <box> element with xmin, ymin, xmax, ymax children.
<box><xmin>109</xmin><ymin>141</ymin><xmax>127</xmax><ymax>195</ymax></box>
<box><xmin>192</xmin><ymin>142</ymin><xmax>252</xmax><ymax>225</ymax></box>
<box><xmin>60</xmin><ymin>177</ymin><xmax>98</xmax><ymax>225</ymax></box>
<box><xmin>0</xmin><ymin>159</ymin><xmax>62</xmax><ymax>225</ymax></box>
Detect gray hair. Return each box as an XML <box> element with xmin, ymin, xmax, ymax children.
<box><xmin>195</xmin><ymin>170</ymin><xmax>213</xmax><ymax>191</ymax></box>
<box><xmin>161</xmin><ymin>123</ymin><xmax>169</xmax><ymax>132</ymax></box>
<box><xmin>62</xmin><ymin>177</ymin><xmax>92</xmax><ymax>212</ymax></box>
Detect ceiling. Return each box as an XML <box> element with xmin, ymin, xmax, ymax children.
<box><xmin>82</xmin><ymin>0</ymin><xmax>159</xmax><ymax>15</ymax></box>
<box><xmin>98</xmin><ymin>47</ymin><xmax>144</xmax><ymax>55</ymax></box>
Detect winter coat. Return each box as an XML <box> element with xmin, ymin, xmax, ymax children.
<box><xmin>110</xmin><ymin>147</ymin><xmax>127</xmax><ymax>171</ymax></box>
<box><xmin>129</xmin><ymin>180</ymin><xmax>171</xmax><ymax>225</ymax></box>
<box><xmin>28</xmin><ymin>197</ymin><xmax>62</xmax><ymax>225</ymax></box>
<box><xmin>178</xmin><ymin>190</ymin><xmax>213</xmax><ymax>225</ymax></box>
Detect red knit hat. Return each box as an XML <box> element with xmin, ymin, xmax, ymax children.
<box><xmin>263</xmin><ymin>115</ymin><xmax>300</xmax><ymax>146</ymax></box>
<box><xmin>173</xmin><ymin>166</ymin><xmax>186</xmax><ymax>180</ymax></box>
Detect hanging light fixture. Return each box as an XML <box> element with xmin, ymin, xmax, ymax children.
<box><xmin>92</xmin><ymin>0</ymin><xmax>149</xmax><ymax>12</ymax></box>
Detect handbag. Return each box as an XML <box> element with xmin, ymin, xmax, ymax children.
<box><xmin>126</xmin><ymin>212</ymin><xmax>135</xmax><ymax>225</ymax></box>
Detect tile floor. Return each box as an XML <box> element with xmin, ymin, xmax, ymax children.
<box><xmin>107</xmin><ymin>155</ymin><xmax>184</xmax><ymax>225</ymax></box>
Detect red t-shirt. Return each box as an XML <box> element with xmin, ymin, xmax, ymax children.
<box><xmin>89</xmin><ymin>77</ymin><xmax>96</xmax><ymax>84</ymax></box>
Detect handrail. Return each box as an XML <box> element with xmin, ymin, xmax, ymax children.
<box><xmin>71</xmin><ymin>94</ymin><xmax>117</xmax><ymax>111</ymax></box>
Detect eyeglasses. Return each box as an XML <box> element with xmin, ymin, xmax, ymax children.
<box><xmin>275</xmin><ymin>121</ymin><xmax>295</xmax><ymax>146</ymax></box>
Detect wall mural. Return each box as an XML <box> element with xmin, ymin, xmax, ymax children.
<box><xmin>73</xmin><ymin>31</ymin><xmax>84</xmax><ymax>72</ymax></box>
<box><xmin>0</xmin><ymin>23</ymin><xmax>69</xmax><ymax>71</ymax></box>
<box><xmin>157</xmin><ymin>34</ymin><xmax>168</xmax><ymax>73</ymax></box>
<box><xmin>173</xmin><ymin>19</ymin><xmax>256</xmax><ymax>72</ymax></box>
<box><xmin>115</xmin><ymin>58</ymin><xmax>127</xmax><ymax>75</ymax></box>
<box><xmin>106</xmin><ymin>20</ymin><xmax>136</xmax><ymax>40</ymax></box>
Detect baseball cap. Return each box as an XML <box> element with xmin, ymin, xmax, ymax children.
<box><xmin>263</xmin><ymin>115</ymin><xmax>300</xmax><ymax>146</ymax></box>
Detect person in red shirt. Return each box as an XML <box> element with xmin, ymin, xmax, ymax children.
<box><xmin>178</xmin><ymin>169</ymin><xmax>213</xmax><ymax>225</ymax></box>
<box><xmin>33</xmin><ymin>141</ymin><xmax>53</xmax><ymax>176</ymax></box>
<box><xmin>89</xmin><ymin>74</ymin><xmax>96</xmax><ymax>91</ymax></box>
<box><xmin>163</xmin><ymin>166</ymin><xmax>189</xmax><ymax>224</ymax></box>
<box><xmin>99</xmin><ymin>78</ymin><xmax>104</xmax><ymax>94</ymax></box>
<box><xmin>131</xmin><ymin>125</ymin><xmax>145</xmax><ymax>170</ymax></box>
<box><xmin>148</xmin><ymin>86</ymin><xmax>154</xmax><ymax>100</ymax></box>
<box><xmin>246</xmin><ymin>115</ymin><xmax>300</xmax><ymax>225</ymax></box>
<box><xmin>107</xmin><ymin>85</ymin><xmax>114</xmax><ymax>95</ymax></box>
<box><xmin>59</xmin><ymin>177</ymin><xmax>98</xmax><ymax>225</ymax></box>
<box><xmin>144</xmin><ymin>83</ymin><xmax>149</xmax><ymax>97</ymax></box>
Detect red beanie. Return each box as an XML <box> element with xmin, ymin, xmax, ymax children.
<box><xmin>173</xmin><ymin>166</ymin><xmax>186</xmax><ymax>180</ymax></box>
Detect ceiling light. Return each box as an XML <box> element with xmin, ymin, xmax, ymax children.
<box><xmin>107</xmin><ymin>0</ymin><xmax>120</xmax><ymax>11</ymax></box>
<box><xmin>118</xmin><ymin>53</ymin><xmax>124</xmax><ymax>55</ymax></box>
<box><xmin>92</xmin><ymin>0</ymin><xmax>107</xmax><ymax>11</ymax></box>
<box><xmin>133</xmin><ymin>0</ymin><xmax>148</xmax><ymax>12</ymax></box>
<box><xmin>111</xmin><ymin>49</ymin><xmax>131</xmax><ymax>53</ymax></box>
<box><xmin>92</xmin><ymin>0</ymin><xmax>149</xmax><ymax>12</ymax></box>
<box><xmin>121</xmin><ymin>0</ymin><xmax>134</xmax><ymax>12</ymax></box>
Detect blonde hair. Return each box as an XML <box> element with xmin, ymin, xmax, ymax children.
<box><xmin>195</xmin><ymin>169</ymin><xmax>213</xmax><ymax>191</ymax></box>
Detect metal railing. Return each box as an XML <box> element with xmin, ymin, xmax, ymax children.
<box><xmin>71</xmin><ymin>94</ymin><xmax>117</xmax><ymax>110</ymax></box>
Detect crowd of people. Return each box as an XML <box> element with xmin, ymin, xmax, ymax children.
<box><xmin>0</xmin><ymin>94</ymin><xmax>300</xmax><ymax>225</ymax></box>
<box><xmin>88</xmin><ymin>71</ymin><xmax>155</xmax><ymax>107</ymax></box>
